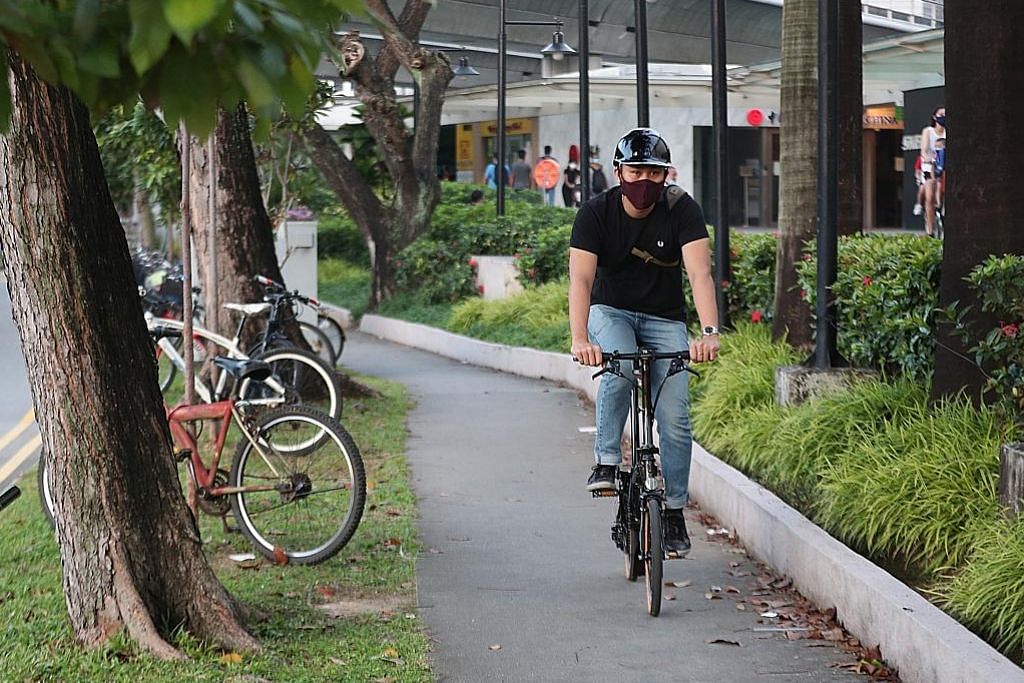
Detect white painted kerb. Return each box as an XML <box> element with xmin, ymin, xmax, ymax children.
<box><xmin>357</xmin><ymin>312</ymin><xmax>1024</xmax><ymax>683</ymax></box>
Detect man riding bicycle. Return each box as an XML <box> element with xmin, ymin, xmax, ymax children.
<box><xmin>569</xmin><ymin>128</ymin><xmax>720</xmax><ymax>556</ymax></box>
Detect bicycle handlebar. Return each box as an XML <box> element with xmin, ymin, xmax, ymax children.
<box><xmin>600</xmin><ymin>350</ymin><xmax>690</xmax><ymax>362</ymax></box>
<box><xmin>254</xmin><ymin>275</ymin><xmax>320</xmax><ymax>308</ymax></box>
<box><xmin>149</xmin><ymin>325</ymin><xmax>184</xmax><ymax>341</ymax></box>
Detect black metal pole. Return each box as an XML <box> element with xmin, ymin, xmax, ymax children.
<box><xmin>579</xmin><ymin>1</ymin><xmax>591</xmax><ymax>202</ymax></box>
<box><xmin>497</xmin><ymin>0</ymin><xmax>508</xmax><ymax>216</ymax></box>
<box><xmin>634</xmin><ymin>0</ymin><xmax>650</xmax><ymax>127</ymax></box>
<box><xmin>711</xmin><ymin>0</ymin><xmax>730</xmax><ymax>329</ymax></box>
<box><xmin>814</xmin><ymin>0</ymin><xmax>843</xmax><ymax>368</ymax></box>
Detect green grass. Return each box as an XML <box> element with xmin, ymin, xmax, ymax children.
<box><xmin>0</xmin><ymin>376</ymin><xmax>431</xmax><ymax>682</ymax></box>
<box><xmin>318</xmin><ymin>259</ymin><xmax>371</xmax><ymax>320</ymax></box>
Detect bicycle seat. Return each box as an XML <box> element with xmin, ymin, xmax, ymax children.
<box><xmin>212</xmin><ymin>357</ymin><xmax>273</xmax><ymax>382</ymax></box>
<box><xmin>223</xmin><ymin>302</ymin><xmax>272</xmax><ymax>316</ymax></box>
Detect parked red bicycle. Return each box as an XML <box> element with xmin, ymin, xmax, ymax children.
<box><xmin>41</xmin><ymin>330</ymin><xmax>365</xmax><ymax>565</ymax></box>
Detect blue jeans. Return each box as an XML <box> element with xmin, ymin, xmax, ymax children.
<box><xmin>588</xmin><ymin>304</ymin><xmax>692</xmax><ymax>509</ymax></box>
<box><xmin>544</xmin><ymin>187</ymin><xmax>556</xmax><ymax>206</ymax></box>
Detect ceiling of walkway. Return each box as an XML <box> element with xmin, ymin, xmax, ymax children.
<box><xmin>335</xmin><ymin>0</ymin><xmax>906</xmax><ymax>88</ymax></box>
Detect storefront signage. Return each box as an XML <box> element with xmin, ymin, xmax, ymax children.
<box><xmin>863</xmin><ymin>105</ymin><xmax>902</xmax><ymax>130</ymax></box>
<box><xmin>483</xmin><ymin>117</ymin><xmax>534</xmax><ymax>136</ymax></box>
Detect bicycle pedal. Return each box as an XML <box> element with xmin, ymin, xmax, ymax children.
<box><xmin>591</xmin><ymin>489</ymin><xmax>617</xmax><ymax>498</ymax></box>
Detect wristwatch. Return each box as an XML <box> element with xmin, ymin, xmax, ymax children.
<box><xmin>702</xmin><ymin>325</ymin><xmax>720</xmax><ymax>337</ymax></box>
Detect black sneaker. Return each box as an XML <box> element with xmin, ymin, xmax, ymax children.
<box><xmin>586</xmin><ymin>464</ymin><xmax>617</xmax><ymax>492</ymax></box>
<box><xmin>664</xmin><ymin>508</ymin><xmax>691</xmax><ymax>557</ymax></box>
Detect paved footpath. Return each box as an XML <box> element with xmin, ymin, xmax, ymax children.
<box><xmin>344</xmin><ymin>332</ymin><xmax>861</xmax><ymax>682</ymax></box>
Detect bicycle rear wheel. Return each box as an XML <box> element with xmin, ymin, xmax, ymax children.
<box><xmin>229</xmin><ymin>405</ymin><xmax>366</xmax><ymax>565</ymax></box>
<box><xmin>643</xmin><ymin>498</ymin><xmax>663</xmax><ymax>616</ymax></box>
<box><xmin>317</xmin><ymin>314</ymin><xmax>346</xmax><ymax>360</ymax></box>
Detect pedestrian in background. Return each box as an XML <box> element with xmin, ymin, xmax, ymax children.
<box><xmin>510</xmin><ymin>149</ymin><xmax>532</xmax><ymax>191</ymax></box>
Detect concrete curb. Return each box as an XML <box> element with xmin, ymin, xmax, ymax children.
<box><xmin>357</xmin><ymin>312</ymin><xmax>1024</xmax><ymax>683</ymax></box>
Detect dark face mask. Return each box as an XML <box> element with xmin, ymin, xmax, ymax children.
<box><xmin>934</xmin><ymin>115</ymin><xmax>945</xmax><ymax>127</ymax></box>
<box><xmin>619</xmin><ymin>177</ymin><xmax>665</xmax><ymax>210</ymax></box>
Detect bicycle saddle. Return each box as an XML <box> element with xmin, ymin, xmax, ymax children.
<box><xmin>212</xmin><ymin>356</ymin><xmax>273</xmax><ymax>382</ymax></box>
<box><xmin>223</xmin><ymin>302</ymin><xmax>272</xmax><ymax>316</ymax></box>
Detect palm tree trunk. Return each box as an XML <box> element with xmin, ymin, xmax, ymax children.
<box><xmin>772</xmin><ymin>0</ymin><xmax>817</xmax><ymax>347</ymax></box>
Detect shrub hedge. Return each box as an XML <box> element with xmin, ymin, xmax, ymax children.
<box><xmin>797</xmin><ymin>234</ymin><xmax>943</xmax><ymax>379</ymax></box>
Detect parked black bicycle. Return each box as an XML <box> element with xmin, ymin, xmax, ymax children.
<box><xmin>592</xmin><ymin>348</ymin><xmax>697</xmax><ymax>617</ymax></box>
<box><xmin>252</xmin><ymin>275</ymin><xmax>342</xmax><ymax>366</ymax></box>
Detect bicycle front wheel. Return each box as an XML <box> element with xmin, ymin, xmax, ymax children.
<box><xmin>229</xmin><ymin>406</ymin><xmax>366</xmax><ymax>565</ymax></box>
<box><xmin>299</xmin><ymin>320</ymin><xmax>337</xmax><ymax>367</ymax></box>
<box><xmin>317</xmin><ymin>314</ymin><xmax>346</xmax><ymax>359</ymax></box>
<box><xmin>643</xmin><ymin>498</ymin><xmax>663</xmax><ymax>617</ymax></box>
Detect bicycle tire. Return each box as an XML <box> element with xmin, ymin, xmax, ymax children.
<box><xmin>229</xmin><ymin>405</ymin><xmax>365</xmax><ymax>565</ymax></box>
<box><xmin>317</xmin><ymin>314</ymin><xmax>346</xmax><ymax>360</ymax></box>
<box><xmin>643</xmin><ymin>498</ymin><xmax>663</xmax><ymax>617</ymax></box>
<box><xmin>622</xmin><ymin>471</ymin><xmax>641</xmax><ymax>581</ymax></box>
<box><xmin>299</xmin><ymin>320</ymin><xmax>337</xmax><ymax>367</ymax></box>
<box><xmin>240</xmin><ymin>346</ymin><xmax>342</xmax><ymax>419</ymax></box>
<box><xmin>38</xmin><ymin>459</ymin><xmax>56</xmax><ymax>528</ymax></box>
<box><xmin>156</xmin><ymin>340</ymin><xmax>178</xmax><ymax>392</ymax></box>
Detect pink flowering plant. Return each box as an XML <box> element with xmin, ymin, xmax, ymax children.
<box><xmin>947</xmin><ymin>254</ymin><xmax>1024</xmax><ymax>437</ymax></box>
<box><xmin>797</xmin><ymin>234</ymin><xmax>942</xmax><ymax>379</ymax></box>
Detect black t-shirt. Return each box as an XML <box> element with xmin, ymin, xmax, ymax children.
<box><xmin>570</xmin><ymin>186</ymin><xmax>708</xmax><ymax>321</ymax></box>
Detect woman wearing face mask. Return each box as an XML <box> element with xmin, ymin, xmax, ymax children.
<box><xmin>567</xmin><ymin>128</ymin><xmax>719</xmax><ymax>558</ymax></box>
<box><xmin>920</xmin><ymin>106</ymin><xmax>946</xmax><ymax>237</ymax></box>
<box><xmin>563</xmin><ymin>159</ymin><xmax>582</xmax><ymax>207</ymax></box>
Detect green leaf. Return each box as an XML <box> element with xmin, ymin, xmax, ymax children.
<box><xmin>77</xmin><ymin>41</ymin><xmax>121</xmax><ymax>79</ymax></box>
<box><xmin>163</xmin><ymin>0</ymin><xmax>222</xmax><ymax>44</ymax></box>
<box><xmin>129</xmin><ymin>0</ymin><xmax>173</xmax><ymax>74</ymax></box>
<box><xmin>236</xmin><ymin>56</ymin><xmax>275</xmax><ymax>111</ymax></box>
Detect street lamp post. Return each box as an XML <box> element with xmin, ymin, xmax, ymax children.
<box><xmin>634</xmin><ymin>0</ymin><xmax>650</xmax><ymax>127</ymax></box>
<box><xmin>497</xmin><ymin>3</ymin><xmax>575</xmax><ymax>216</ymax></box>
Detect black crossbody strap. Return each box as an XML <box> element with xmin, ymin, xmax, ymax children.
<box><xmin>630</xmin><ymin>247</ymin><xmax>680</xmax><ymax>268</ymax></box>
<box><xmin>629</xmin><ymin>186</ymin><xmax>687</xmax><ymax>268</ymax></box>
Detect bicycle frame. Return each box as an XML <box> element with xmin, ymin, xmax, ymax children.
<box><xmin>149</xmin><ymin>315</ymin><xmax>288</xmax><ymax>407</ymax></box>
<box><xmin>166</xmin><ymin>399</ymin><xmax>283</xmax><ymax>498</ymax></box>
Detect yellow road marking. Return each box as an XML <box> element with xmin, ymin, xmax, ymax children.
<box><xmin>0</xmin><ymin>408</ymin><xmax>34</xmax><ymax>454</ymax></box>
<box><xmin>0</xmin><ymin>432</ymin><xmax>42</xmax><ymax>482</ymax></box>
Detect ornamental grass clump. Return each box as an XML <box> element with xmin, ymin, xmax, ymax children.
<box><xmin>938</xmin><ymin>517</ymin><xmax>1024</xmax><ymax>658</ymax></box>
<box><xmin>447</xmin><ymin>280</ymin><xmax>569</xmax><ymax>351</ymax></box>
<box><xmin>715</xmin><ymin>377</ymin><xmax>928</xmax><ymax>511</ymax></box>
<box><xmin>816</xmin><ymin>397</ymin><xmax>1003</xmax><ymax>576</ymax></box>
<box><xmin>690</xmin><ymin>323</ymin><xmax>799</xmax><ymax>455</ymax></box>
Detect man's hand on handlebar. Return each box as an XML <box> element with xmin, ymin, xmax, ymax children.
<box><xmin>571</xmin><ymin>338</ymin><xmax>603</xmax><ymax>367</ymax></box>
<box><xmin>689</xmin><ymin>334</ymin><xmax>720</xmax><ymax>363</ymax></box>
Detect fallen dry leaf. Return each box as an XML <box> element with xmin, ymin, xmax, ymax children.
<box><xmin>724</xmin><ymin>585</ymin><xmax>741</xmax><ymax>594</ymax></box>
<box><xmin>219</xmin><ymin>652</ymin><xmax>243</xmax><ymax>665</ymax></box>
<box><xmin>736</xmin><ymin>603</ymin><xmax>747</xmax><ymax>611</ymax></box>
<box><xmin>706</xmin><ymin>638</ymin><xmax>742</xmax><ymax>647</ymax></box>
<box><xmin>272</xmin><ymin>547</ymin><xmax>289</xmax><ymax>566</ymax></box>
<box><xmin>665</xmin><ymin>591</ymin><xmax>676</xmax><ymax>601</ymax></box>
<box><xmin>822</xmin><ymin>627</ymin><xmax>846</xmax><ymax>641</ymax></box>
<box><xmin>704</xmin><ymin>592</ymin><xmax>722</xmax><ymax>600</ymax></box>
<box><xmin>329</xmin><ymin>657</ymin><xmax>347</xmax><ymax>666</ymax></box>
<box><xmin>316</xmin><ymin>585</ymin><xmax>337</xmax><ymax>599</ymax></box>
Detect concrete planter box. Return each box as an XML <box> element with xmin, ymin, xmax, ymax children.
<box><xmin>470</xmin><ymin>255</ymin><xmax>523</xmax><ymax>301</ymax></box>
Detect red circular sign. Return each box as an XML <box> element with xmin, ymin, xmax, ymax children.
<box><xmin>746</xmin><ymin>108</ymin><xmax>764</xmax><ymax>127</ymax></box>
<box><xmin>533</xmin><ymin>158</ymin><xmax>561</xmax><ymax>190</ymax></box>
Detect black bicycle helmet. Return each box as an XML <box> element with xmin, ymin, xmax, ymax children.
<box><xmin>612</xmin><ymin>128</ymin><xmax>672</xmax><ymax>168</ymax></box>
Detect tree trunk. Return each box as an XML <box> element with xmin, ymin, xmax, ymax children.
<box><xmin>186</xmin><ymin>103</ymin><xmax>287</xmax><ymax>345</ymax></box>
<box><xmin>932</xmin><ymin>1</ymin><xmax>1024</xmax><ymax>402</ymax></box>
<box><xmin>837</xmin><ymin>0</ymin><xmax>863</xmax><ymax>237</ymax></box>
<box><xmin>0</xmin><ymin>52</ymin><xmax>258</xmax><ymax>659</ymax></box>
<box><xmin>300</xmin><ymin>2</ymin><xmax>451</xmax><ymax>310</ymax></box>
<box><xmin>772</xmin><ymin>0</ymin><xmax>817</xmax><ymax>348</ymax></box>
